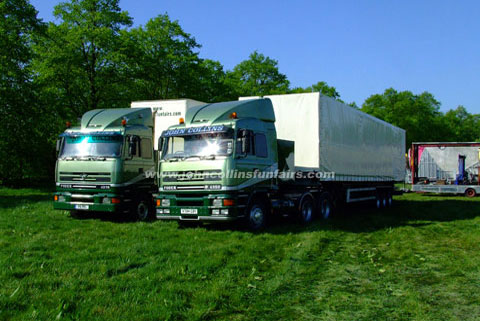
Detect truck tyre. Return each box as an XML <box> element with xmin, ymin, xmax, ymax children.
<box><xmin>298</xmin><ymin>195</ymin><xmax>315</xmax><ymax>224</ymax></box>
<box><xmin>247</xmin><ymin>200</ymin><xmax>267</xmax><ymax>230</ymax></box>
<box><xmin>465</xmin><ymin>188</ymin><xmax>476</xmax><ymax>198</ymax></box>
<box><xmin>318</xmin><ymin>192</ymin><xmax>333</xmax><ymax>219</ymax></box>
<box><xmin>382</xmin><ymin>193</ymin><xmax>388</xmax><ymax>208</ymax></box>
<box><xmin>134</xmin><ymin>199</ymin><xmax>152</xmax><ymax>221</ymax></box>
<box><xmin>375</xmin><ymin>193</ymin><xmax>383</xmax><ymax>209</ymax></box>
<box><xmin>387</xmin><ymin>192</ymin><xmax>393</xmax><ymax>207</ymax></box>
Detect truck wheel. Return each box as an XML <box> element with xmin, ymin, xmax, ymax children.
<box><xmin>318</xmin><ymin>192</ymin><xmax>333</xmax><ymax>219</ymax></box>
<box><xmin>298</xmin><ymin>195</ymin><xmax>315</xmax><ymax>224</ymax></box>
<box><xmin>134</xmin><ymin>199</ymin><xmax>152</xmax><ymax>221</ymax></box>
<box><xmin>375</xmin><ymin>194</ymin><xmax>383</xmax><ymax>209</ymax></box>
<box><xmin>382</xmin><ymin>194</ymin><xmax>388</xmax><ymax>208</ymax></box>
<box><xmin>465</xmin><ymin>188</ymin><xmax>476</xmax><ymax>198</ymax></box>
<box><xmin>387</xmin><ymin>192</ymin><xmax>393</xmax><ymax>207</ymax></box>
<box><xmin>247</xmin><ymin>200</ymin><xmax>267</xmax><ymax>230</ymax></box>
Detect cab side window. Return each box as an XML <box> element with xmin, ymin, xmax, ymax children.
<box><xmin>254</xmin><ymin>133</ymin><xmax>268</xmax><ymax>158</ymax></box>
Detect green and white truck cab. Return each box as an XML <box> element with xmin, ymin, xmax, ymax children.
<box><xmin>54</xmin><ymin>108</ymin><xmax>157</xmax><ymax>220</ymax></box>
<box><xmin>155</xmin><ymin>99</ymin><xmax>278</xmax><ymax>225</ymax></box>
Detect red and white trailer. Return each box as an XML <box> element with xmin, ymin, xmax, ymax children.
<box><xmin>410</xmin><ymin>142</ymin><xmax>480</xmax><ymax>197</ymax></box>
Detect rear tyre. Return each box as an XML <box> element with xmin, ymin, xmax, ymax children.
<box><xmin>386</xmin><ymin>192</ymin><xmax>393</xmax><ymax>207</ymax></box>
<box><xmin>298</xmin><ymin>195</ymin><xmax>315</xmax><ymax>224</ymax></box>
<box><xmin>247</xmin><ymin>200</ymin><xmax>267</xmax><ymax>231</ymax></box>
<box><xmin>382</xmin><ymin>193</ymin><xmax>388</xmax><ymax>208</ymax></box>
<box><xmin>375</xmin><ymin>194</ymin><xmax>383</xmax><ymax>209</ymax></box>
<box><xmin>318</xmin><ymin>192</ymin><xmax>333</xmax><ymax>220</ymax></box>
<box><xmin>465</xmin><ymin>188</ymin><xmax>476</xmax><ymax>198</ymax></box>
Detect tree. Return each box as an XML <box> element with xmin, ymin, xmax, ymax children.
<box><xmin>361</xmin><ymin>88</ymin><xmax>448</xmax><ymax>148</ymax></box>
<box><xmin>225</xmin><ymin>51</ymin><xmax>289</xmax><ymax>97</ymax></box>
<box><xmin>443</xmin><ymin>106</ymin><xmax>480</xmax><ymax>142</ymax></box>
<box><xmin>0</xmin><ymin>0</ymin><xmax>48</xmax><ymax>182</ymax></box>
<box><xmin>290</xmin><ymin>81</ymin><xmax>341</xmax><ymax>99</ymax></box>
<box><xmin>121</xmin><ymin>14</ymin><xmax>199</xmax><ymax>100</ymax></box>
<box><xmin>34</xmin><ymin>0</ymin><xmax>133</xmax><ymax>119</ymax></box>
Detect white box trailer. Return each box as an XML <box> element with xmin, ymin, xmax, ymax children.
<box><xmin>131</xmin><ymin>99</ymin><xmax>205</xmax><ymax>150</ymax></box>
<box><xmin>241</xmin><ymin>93</ymin><xmax>406</xmax><ymax>182</ymax></box>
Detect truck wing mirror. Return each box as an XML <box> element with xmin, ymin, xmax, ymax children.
<box><xmin>128</xmin><ymin>136</ymin><xmax>137</xmax><ymax>156</ymax></box>
<box><xmin>158</xmin><ymin>138</ymin><xmax>163</xmax><ymax>152</ymax></box>
<box><xmin>56</xmin><ymin>139</ymin><xmax>61</xmax><ymax>153</ymax></box>
<box><xmin>242</xmin><ymin>137</ymin><xmax>249</xmax><ymax>154</ymax></box>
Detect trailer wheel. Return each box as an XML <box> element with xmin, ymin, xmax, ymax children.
<box><xmin>247</xmin><ymin>200</ymin><xmax>267</xmax><ymax>230</ymax></box>
<box><xmin>387</xmin><ymin>192</ymin><xmax>393</xmax><ymax>207</ymax></box>
<box><xmin>375</xmin><ymin>194</ymin><xmax>383</xmax><ymax>209</ymax></box>
<box><xmin>318</xmin><ymin>192</ymin><xmax>333</xmax><ymax>219</ymax></box>
<box><xmin>298</xmin><ymin>195</ymin><xmax>315</xmax><ymax>224</ymax></box>
<box><xmin>382</xmin><ymin>194</ymin><xmax>388</xmax><ymax>208</ymax></box>
<box><xmin>465</xmin><ymin>188</ymin><xmax>476</xmax><ymax>198</ymax></box>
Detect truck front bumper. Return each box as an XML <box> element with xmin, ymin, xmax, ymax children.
<box><xmin>156</xmin><ymin>213</ymin><xmax>237</xmax><ymax>221</ymax></box>
<box><xmin>53</xmin><ymin>192</ymin><xmax>129</xmax><ymax>213</ymax></box>
<box><xmin>155</xmin><ymin>192</ymin><xmax>244</xmax><ymax>222</ymax></box>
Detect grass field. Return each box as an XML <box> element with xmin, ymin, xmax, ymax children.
<box><xmin>1</xmin><ymin>187</ymin><xmax>479</xmax><ymax>320</ymax></box>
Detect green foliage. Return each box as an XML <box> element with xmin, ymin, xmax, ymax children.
<box><xmin>0</xmin><ymin>0</ymin><xmax>51</xmax><ymax>182</ymax></box>
<box><xmin>290</xmin><ymin>81</ymin><xmax>341</xmax><ymax>99</ymax></box>
<box><xmin>362</xmin><ymin>88</ymin><xmax>450</xmax><ymax>147</ymax></box>
<box><xmin>121</xmin><ymin>14</ymin><xmax>200</xmax><ymax>101</ymax></box>
<box><xmin>120</xmin><ymin>14</ymin><xmax>233</xmax><ymax>103</ymax></box>
<box><xmin>443</xmin><ymin>106</ymin><xmax>480</xmax><ymax>142</ymax></box>
<box><xmin>33</xmin><ymin>0</ymin><xmax>133</xmax><ymax>117</ymax></box>
<box><xmin>224</xmin><ymin>51</ymin><xmax>290</xmax><ymax>97</ymax></box>
<box><xmin>2</xmin><ymin>188</ymin><xmax>480</xmax><ymax>319</ymax></box>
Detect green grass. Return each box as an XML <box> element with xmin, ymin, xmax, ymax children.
<box><xmin>1</xmin><ymin>188</ymin><xmax>480</xmax><ymax>320</ymax></box>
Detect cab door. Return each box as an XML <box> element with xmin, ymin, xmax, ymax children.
<box><xmin>123</xmin><ymin>136</ymin><xmax>155</xmax><ymax>187</ymax></box>
<box><xmin>234</xmin><ymin>128</ymin><xmax>274</xmax><ymax>190</ymax></box>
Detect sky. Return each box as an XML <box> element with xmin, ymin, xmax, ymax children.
<box><xmin>31</xmin><ymin>0</ymin><xmax>480</xmax><ymax>113</ymax></box>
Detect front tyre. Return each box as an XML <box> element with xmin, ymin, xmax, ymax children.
<box><xmin>247</xmin><ymin>201</ymin><xmax>267</xmax><ymax>231</ymax></box>
<box><xmin>134</xmin><ymin>199</ymin><xmax>152</xmax><ymax>221</ymax></box>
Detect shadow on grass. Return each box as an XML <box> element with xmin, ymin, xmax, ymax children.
<box><xmin>197</xmin><ymin>196</ymin><xmax>480</xmax><ymax>234</ymax></box>
<box><xmin>0</xmin><ymin>193</ymin><xmax>52</xmax><ymax>209</ymax></box>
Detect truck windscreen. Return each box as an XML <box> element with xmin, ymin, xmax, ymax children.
<box><xmin>162</xmin><ymin>133</ymin><xmax>233</xmax><ymax>160</ymax></box>
<box><xmin>60</xmin><ymin>135</ymin><xmax>123</xmax><ymax>158</ymax></box>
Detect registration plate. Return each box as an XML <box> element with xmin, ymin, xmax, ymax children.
<box><xmin>74</xmin><ymin>204</ymin><xmax>89</xmax><ymax>210</ymax></box>
<box><xmin>180</xmin><ymin>208</ymin><xmax>198</xmax><ymax>214</ymax></box>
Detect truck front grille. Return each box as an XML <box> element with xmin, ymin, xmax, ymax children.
<box><xmin>163</xmin><ymin>170</ymin><xmax>222</xmax><ymax>182</ymax></box>
<box><xmin>59</xmin><ymin>172</ymin><xmax>111</xmax><ymax>183</ymax></box>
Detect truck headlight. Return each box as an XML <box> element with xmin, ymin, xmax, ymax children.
<box><xmin>102</xmin><ymin>197</ymin><xmax>111</xmax><ymax>204</ymax></box>
<box><xmin>161</xmin><ymin>199</ymin><xmax>170</xmax><ymax>207</ymax></box>
<box><xmin>212</xmin><ymin>209</ymin><xmax>220</xmax><ymax>215</ymax></box>
<box><xmin>221</xmin><ymin>209</ymin><xmax>229</xmax><ymax>215</ymax></box>
<box><xmin>58</xmin><ymin>195</ymin><xmax>66</xmax><ymax>202</ymax></box>
<box><xmin>212</xmin><ymin>199</ymin><xmax>222</xmax><ymax>207</ymax></box>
